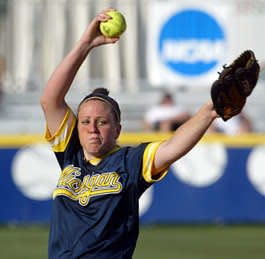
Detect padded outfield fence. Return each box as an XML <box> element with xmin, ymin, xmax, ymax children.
<box><xmin>1</xmin><ymin>133</ymin><xmax>265</xmax><ymax>225</ymax></box>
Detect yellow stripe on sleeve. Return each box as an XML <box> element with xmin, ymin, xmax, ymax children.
<box><xmin>142</xmin><ymin>141</ymin><xmax>169</xmax><ymax>183</ymax></box>
<box><xmin>45</xmin><ymin>108</ymin><xmax>76</xmax><ymax>152</ymax></box>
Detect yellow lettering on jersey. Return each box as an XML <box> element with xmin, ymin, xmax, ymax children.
<box><xmin>57</xmin><ymin>165</ymin><xmax>82</xmax><ymax>191</ymax></box>
<box><xmin>53</xmin><ymin>165</ymin><xmax>122</xmax><ymax>206</ymax></box>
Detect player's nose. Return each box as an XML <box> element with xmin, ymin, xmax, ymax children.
<box><xmin>87</xmin><ymin>120</ymin><xmax>99</xmax><ymax>133</ymax></box>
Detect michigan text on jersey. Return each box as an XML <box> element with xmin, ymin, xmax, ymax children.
<box><xmin>53</xmin><ymin>165</ymin><xmax>123</xmax><ymax>206</ymax></box>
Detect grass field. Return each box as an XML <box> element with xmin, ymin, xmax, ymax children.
<box><xmin>0</xmin><ymin>224</ymin><xmax>265</xmax><ymax>259</ymax></box>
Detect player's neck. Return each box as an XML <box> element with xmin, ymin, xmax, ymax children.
<box><xmin>83</xmin><ymin>145</ymin><xmax>121</xmax><ymax>165</ymax></box>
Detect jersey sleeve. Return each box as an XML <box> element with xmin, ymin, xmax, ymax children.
<box><xmin>44</xmin><ymin>108</ymin><xmax>76</xmax><ymax>152</ymax></box>
<box><xmin>142</xmin><ymin>141</ymin><xmax>168</xmax><ymax>183</ymax></box>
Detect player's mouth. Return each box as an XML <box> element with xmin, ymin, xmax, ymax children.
<box><xmin>88</xmin><ymin>138</ymin><xmax>102</xmax><ymax>144</ymax></box>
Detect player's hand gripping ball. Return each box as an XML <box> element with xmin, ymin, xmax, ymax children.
<box><xmin>100</xmin><ymin>10</ymin><xmax>127</xmax><ymax>38</ymax></box>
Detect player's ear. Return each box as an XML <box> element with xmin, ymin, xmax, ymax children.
<box><xmin>114</xmin><ymin>123</ymin><xmax>121</xmax><ymax>139</ymax></box>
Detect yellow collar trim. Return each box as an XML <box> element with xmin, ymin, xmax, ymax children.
<box><xmin>87</xmin><ymin>145</ymin><xmax>121</xmax><ymax>166</ymax></box>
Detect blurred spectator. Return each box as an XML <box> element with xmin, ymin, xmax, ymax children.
<box><xmin>208</xmin><ymin>113</ymin><xmax>253</xmax><ymax>135</ymax></box>
<box><xmin>143</xmin><ymin>91</ymin><xmax>191</xmax><ymax>132</ymax></box>
<box><xmin>0</xmin><ymin>56</ymin><xmax>4</xmax><ymax>103</ymax></box>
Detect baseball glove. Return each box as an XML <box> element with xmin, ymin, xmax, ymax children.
<box><xmin>211</xmin><ymin>50</ymin><xmax>260</xmax><ymax>121</ymax></box>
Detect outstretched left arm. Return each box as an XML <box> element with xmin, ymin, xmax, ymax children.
<box><xmin>153</xmin><ymin>100</ymin><xmax>218</xmax><ymax>175</ymax></box>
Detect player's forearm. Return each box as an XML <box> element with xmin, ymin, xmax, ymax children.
<box><xmin>41</xmin><ymin>11</ymin><xmax>120</xmax><ymax>109</ymax></box>
<box><xmin>40</xmin><ymin>39</ymin><xmax>92</xmax><ymax>108</ymax></box>
<box><xmin>171</xmin><ymin>101</ymin><xmax>217</xmax><ymax>152</ymax></box>
<box><xmin>154</xmin><ymin>101</ymin><xmax>217</xmax><ymax>170</ymax></box>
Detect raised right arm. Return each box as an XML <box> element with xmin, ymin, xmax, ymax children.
<box><xmin>40</xmin><ymin>8</ymin><xmax>119</xmax><ymax>135</ymax></box>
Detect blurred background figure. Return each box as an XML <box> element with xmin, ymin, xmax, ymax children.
<box><xmin>143</xmin><ymin>91</ymin><xmax>191</xmax><ymax>132</ymax></box>
<box><xmin>208</xmin><ymin>112</ymin><xmax>253</xmax><ymax>135</ymax></box>
<box><xmin>0</xmin><ymin>56</ymin><xmax>4</xmax><ymax>107</ymax></box>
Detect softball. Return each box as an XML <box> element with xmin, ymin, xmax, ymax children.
<box><xmin>100</xmin><ymin>10</ymin><xmax>127</xmax><ymax>38</ymax></box>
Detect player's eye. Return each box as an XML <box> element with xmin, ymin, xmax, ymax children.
<box><xmin>97</xmin><ymin>120</ymin><xmax>107</xmax><ymax>126</ymax></box>
<box><xmin>80</xmin><ymin>119</ymin><xmax>90</xmax><ymax>125</ymax></box>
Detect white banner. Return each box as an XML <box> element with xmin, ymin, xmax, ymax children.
<box><xmin>146</xmin><ymin>1</ymin><xmax>234</xmax><ymax>88</ymax></box>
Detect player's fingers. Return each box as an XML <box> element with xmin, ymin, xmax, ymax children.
<box><xmin>105</xmin><ymin>37</ymin><xmax>119</xmax><ymax>43</ymax></box>
<box><xmin>97</xmin><ymin>13</ymin><xmax>109</xmax><ymax>21</ymax></box>
<box><xmin>98</xmin><ymin>8</ymin><xmax>116</xmax><ymax>21</ymax></box>
<box><xmin>98</xmin><ymin>36</ymin><xmax>119</xmax><ymax>45</ymax></box>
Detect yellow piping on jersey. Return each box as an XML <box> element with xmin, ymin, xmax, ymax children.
<box><xmin>45</xmin><ymin>108</ymin><xmax>76</xmax><ymax>152</ymax></box>
<box><xmin>88</xmin><ymin>145</ymin><xmax>121</xmax><ymax>165</ymax></box>
<box><xmin>142</xmin><ymin>142</ymin><xmax>168</xmax><ymax>183</ymax></box>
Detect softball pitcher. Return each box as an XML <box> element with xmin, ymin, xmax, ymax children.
<box><xmin>40</xmin><ymin>8</ymin><xmax>218</xmax><ymax>259</ymax></box>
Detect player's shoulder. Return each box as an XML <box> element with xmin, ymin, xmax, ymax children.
<box><xmin>121</xmin><ymin>142</ymin><xmax>150</xmax><ymax>158</ymax></box>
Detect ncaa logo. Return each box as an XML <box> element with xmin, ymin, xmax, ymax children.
<box><xmin>159</xmin><ymin>9</ymin><xmax>226</xmax><ymax>76</ymax></box>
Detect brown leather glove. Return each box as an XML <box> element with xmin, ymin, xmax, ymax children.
<box><xmin>211</xmin><ymin>50</ymin><xmax>260</xmax><ymax>121</ymax></box>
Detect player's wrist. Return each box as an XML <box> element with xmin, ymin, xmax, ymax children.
<box><xmin>199</xmin><ymin>101</ymin><xmax>218</xmax><ymax>121</ymax></box>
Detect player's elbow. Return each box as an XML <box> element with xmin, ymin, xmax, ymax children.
<box><xmin>40</xmin><ymin>94</ymin><xmax>51</xmax><ymax>111</ymax></box>
<box><xmin>40</xmin><ymin>94</ymin><xmax>62</xmax><ymax>113</ymax></box>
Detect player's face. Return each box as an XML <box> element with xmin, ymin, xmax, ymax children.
<box><xmin>77</xmin><ymin>99</ymin><xmax>121</xmax><ymax>159</ymax></box>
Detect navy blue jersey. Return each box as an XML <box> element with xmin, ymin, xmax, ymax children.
<box><xmin>45</xmin><ymin>108</ymin><xmax>168</xmax><ymax>259</ymax></box>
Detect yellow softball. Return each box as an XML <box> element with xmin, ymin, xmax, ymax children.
<box><xmin>100</xmin><ymin>10</ymin><xmax>127</xmax><ymax>38</ymax></box>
